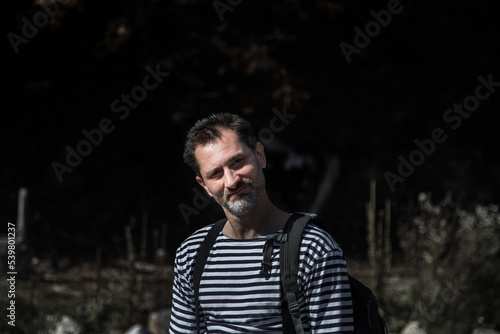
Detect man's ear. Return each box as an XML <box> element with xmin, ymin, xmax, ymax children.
<box><xmin>196</xmin><ymin>176</ymin><xmax>213</xmax><ymax>198</ymax></box>
<box><xmin>255</xmin><ymin>142</ymin><xmax>266</xmax><ymax>168</ymax></box>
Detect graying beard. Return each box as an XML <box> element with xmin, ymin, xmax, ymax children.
<box><xmin>224</xmin><ymin>189</ymin><xmax>259</xmax><ymax>215</ymax></box>
<box><xmin>216</xmin><ymin>167</ymin><xmax>266</xmax><ymax>216</ymax></box>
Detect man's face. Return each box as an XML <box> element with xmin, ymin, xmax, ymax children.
<box><xmin>195</xmin><ymin>129</ymin><xmax>266</xmax><ymax>216</ymax></box>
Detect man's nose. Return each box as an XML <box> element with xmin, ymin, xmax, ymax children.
<box><xmin>224</xmin><ymin>169</ymin><xmax>241</xmax><ymax>189</ymax></box>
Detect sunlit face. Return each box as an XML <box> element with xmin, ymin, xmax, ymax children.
<box><xmin>195</xmin><ymin>129</ymin><xmax>266</xmax><ymax>216</ymax></box>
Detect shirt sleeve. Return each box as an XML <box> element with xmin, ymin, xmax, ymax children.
<box><xmin>168</xmin><ymin>247</ymin><xmax>206</xmax><ymax>334</ymax></box>
<box><xmin>300</xmin><ymin>234</ymin><xmax>355</xmax><ymax>333</ymax></box>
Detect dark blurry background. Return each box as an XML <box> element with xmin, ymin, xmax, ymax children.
<box><xmin>1</xmin><ymin>0</ymin><xmax>500</xmax><ymax>333</ymax></box>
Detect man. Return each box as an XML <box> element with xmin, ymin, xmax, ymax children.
<box><xmin>169</xmin><ymin>113</ymin><xmax>354</xmax><ymax>333</ymax></box>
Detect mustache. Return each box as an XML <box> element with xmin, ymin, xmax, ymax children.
<box><xmin>223</xmin><ymin>178</ymin><xmax>253</xmax><ymax>201</ymax></box>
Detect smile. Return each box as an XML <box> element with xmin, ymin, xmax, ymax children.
<box><xmin>230</xmin><ymin>185</ymin><xmax>249</xmax><ymax>198</ymax></box>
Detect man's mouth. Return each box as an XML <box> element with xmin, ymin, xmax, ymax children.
<box><xmin>228</xmin><ymin>184</ymin><xmax>249</xmax><ymax>199</ymax></box>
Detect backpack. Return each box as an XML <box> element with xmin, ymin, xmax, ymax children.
<box><xmin>193</xmin><ymin>212</ymin><xmax>389</xmax><ymax>334</ymax></box>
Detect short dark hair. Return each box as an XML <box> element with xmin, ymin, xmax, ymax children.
<box><xmin>183</xmin><ymin>113</ymin><xmax>258</xmax><ymax>177</ymax></box>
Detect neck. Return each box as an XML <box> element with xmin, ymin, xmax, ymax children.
<box><xmin>222</xmin><ymin>193</ymin><xmax>290</xmax><ymax>239</ymax></box>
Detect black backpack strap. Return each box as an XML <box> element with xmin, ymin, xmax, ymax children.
<box><xmin>281</xmin><ymin>213</ymin><xmax>390</xmax><ymax>334</ymax></box>
<box><xmin>280</xmin><ymin>212</ymin><xmax>317</xmax><ymax>334</ymax></box>
<box><xmin>193</xmin><ymin>218</ymin><xmax>227</xmax><ymax>334</ymax></box>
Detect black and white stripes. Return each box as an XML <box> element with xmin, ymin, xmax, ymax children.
<box><xmin>169</xmin><ymin>222</ymin><xmax>354</xmax><ymax>333</ymax></box>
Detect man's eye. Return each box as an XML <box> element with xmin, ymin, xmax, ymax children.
<box><xmin>232</xmin><ymin>159</ymin><xmax>242</xmax><ymax>167</ymax></box>
<box><xmin>211</xmin><ymin>171</ymin><xmax>222</xmax><ymax>179</ymax></box>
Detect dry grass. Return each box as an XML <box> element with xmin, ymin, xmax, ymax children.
<box><xmin>1</xmin><ymin>258</ymin><xmax>174</xmax><ymax>334</ymax></box>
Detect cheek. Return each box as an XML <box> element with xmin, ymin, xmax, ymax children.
<box><xmin>240</xmin><ymin>163</ymin><xmax>257</xmax><ymax>176</ymax></box>
<box><xmin>206</xmin><ymin>182</ymin><xmax>224</xmax><ymax>197</ymax></box>
<box><xmin>248</xmin><ymin>165</ymin><xmax>262</xmax><ymax>179</ymax></box>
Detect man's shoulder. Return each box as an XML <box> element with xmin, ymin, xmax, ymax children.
<box><xmin>302</xmin><ymin>221</ymin><xmax>343</xmax><ymax>254</ymax></box>
<box><xmin>175</xmin><ymin>221</ymin><xmax>219</xmax><ymax>257</ymax></box>
<box><xmin>182</xmin><ymin>222</ymin><xmax>218</xmax><ymax>243</ymax></box>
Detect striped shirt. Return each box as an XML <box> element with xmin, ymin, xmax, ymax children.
<box><xmin>169</xmin><ymin>221</ymin><xmax>354</xmax><ymax>333</ymax></box>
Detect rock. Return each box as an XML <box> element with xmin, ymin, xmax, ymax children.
<box><xmin>148</xmin><ymin>309</ymin><xmax>171</xmax><ymax>334</ymax></box>
<box><xmin>472</xmin><ymin>329</ymin><xmax>500</xmax><ymax>334</ymax></box>
<box><xmin>46</xmin><ymin>315</ymin><xmax>82</xmax><ymax>334</ymax></box>
<box><xmin>124</xmin><ymin>324</ymin><xmax>153</xmax><ymax>334</ymax></box>
<box><xmin>108</xmin><ymin>330</ymin><xmax>124</xmax><ymax>334</ymax></box>
<box><xmin>400</xmin><ymin>321</ymin><xmax>426</xmax><ymax>334</ymax></box>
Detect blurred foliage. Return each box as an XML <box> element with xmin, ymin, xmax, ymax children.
<box><xmin>397</xmin><ymin>192</ymin><xmax>500</xmax><ymax>333</ymax></box>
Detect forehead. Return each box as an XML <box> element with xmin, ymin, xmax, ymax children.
<box><xmin>195</xmin><ymin>129</ymin><xmax>249</xmax><ymax>175</ymax></box>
